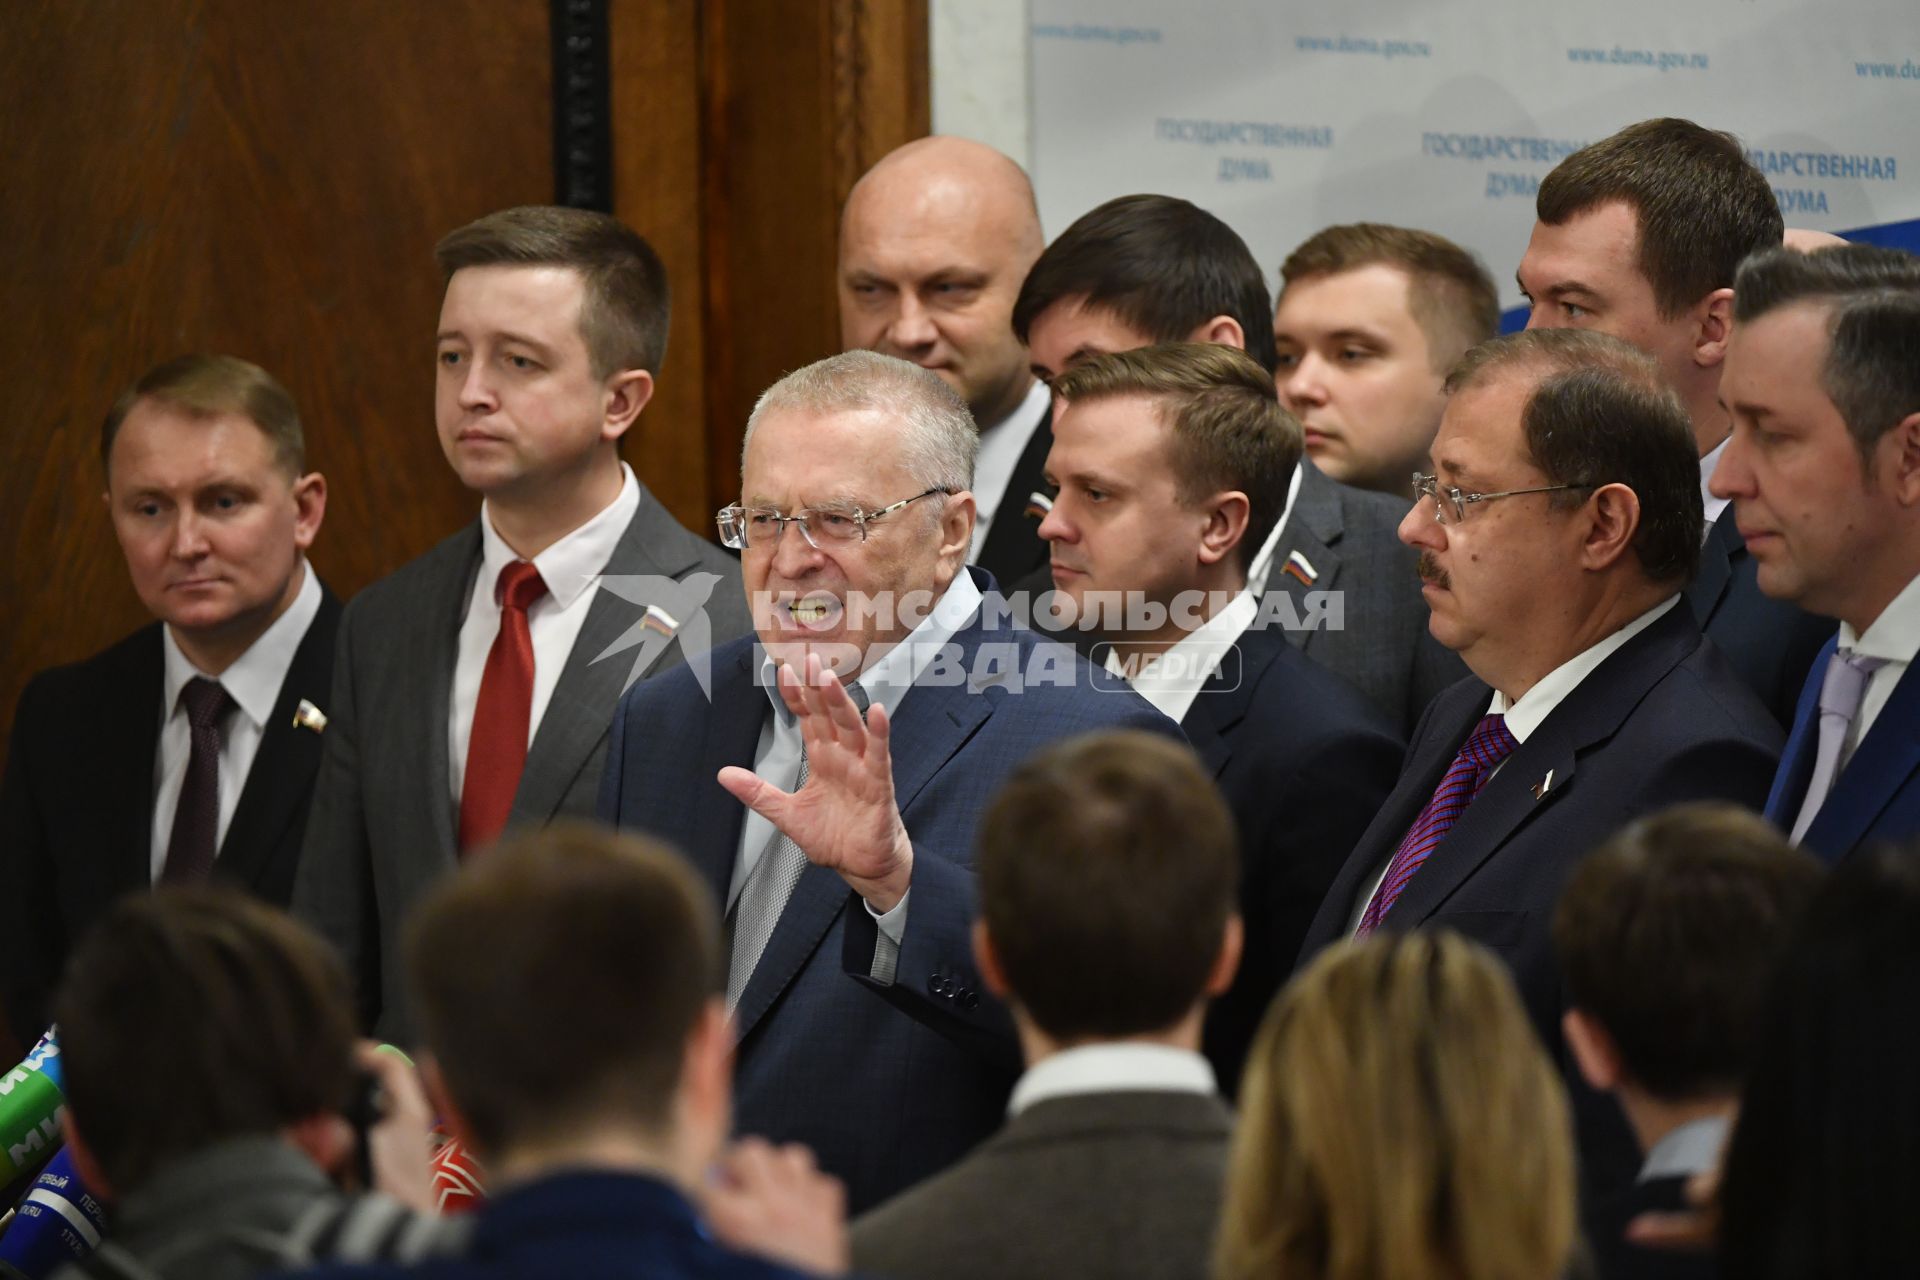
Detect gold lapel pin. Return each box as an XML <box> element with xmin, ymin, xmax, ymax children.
<box><xmin>293</xmin><ymin>699</ymin><xmax>328</xmax><ymax>734</ymax></box>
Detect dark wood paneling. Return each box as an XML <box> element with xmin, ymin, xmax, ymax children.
<box><xmin>0</xmin><ymin>2</ymin><xmax>551</xmax><ymax>782</ymax></box>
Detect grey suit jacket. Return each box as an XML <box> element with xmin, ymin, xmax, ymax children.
<box><xmin>850</xmin><ymin>1089</ymin><xmax>1231</xmax><ymax>1280</ymax></box>
<box><xmin>1261</xmin><ymin>460</ymin><xmax>1465</xmax><ymax>734</ymax></box>
<box><xmin>292</xmin><ymin>486</ymin><xmax>751</xmax><ymax>1041</ymax></box>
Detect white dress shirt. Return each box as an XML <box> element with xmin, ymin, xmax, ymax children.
<box><xmin>1008</xmin><ymin>1042</ymin><xmax>1218</xmax><ymax>1117</ymax></box>
<box><xmin>448</xmin><ymin>464</ymin><xmax>641</xmax><ymax>807</ymax></box>
<box><xmin>1640</xmin><ymin>1113</ymin><xmax>1730</xmax><ymax>1183</ymax></box>
<box><xmin>1347</xmin><ymin>595</ymin><xmax>1682</xmax><ymax>932</ymax></box>
<box><xmin>1834</xmin><ymin>570</ymin><xmax>1920</xmax><ymax>773</ymax></box>
<box><xmin>738</xmin><ymin>569</ymin><xmax>986</xmax><ymax>976</ymax></box>
<box><xmin>1102</xmin><ymin>588</ymin><xmax>1258</xmax><ymax>723</ymax></box>
<box><xmin>150</xmin><ymin>561</ymin><xmax>324</xmax><ymax>879</ymax></box>
<box><xmin>1698</xmin><ymin>436</ymin><xmax>1732</xmax><ymax>539</ymax></box>
<box><xmin>970</xmin><ymin>379</ymin><xmax>1052</xmax><ymax>562</ymax></box>
<box><xmin>1242</xmin><ymin>463</ymin><xmax>1306</xmax><ymax>599</ymax></box>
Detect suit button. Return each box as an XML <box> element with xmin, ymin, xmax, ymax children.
<box><xmin>960</xmin><ymin>989</ymin><xmax>979</xmax><ymax>1010</ymax></box>
<box><xmin>927</xmin><ymin>972</ymin><xmax>943</xmax><ymax>995</ymax></box>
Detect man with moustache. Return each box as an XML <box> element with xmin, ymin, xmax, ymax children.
<box><xmin>839</xmin><ymin>137</ymin><xmax>1052</xmax><ymax>586</ymax></box>
<box><xmin>295</xmin><ymin>206</ymin><xmax>750</xmax><ymax>1042</ymax></box>
<box><xmin>1518</xmin><ymin>117</ymin><xmax>1834</xmax><ymax>726</ymax></box>
<box><xmin>1297</xmin><ymin>328</ymin><xmax>1781</xmax><ymax>1198</ymax></box>
<box><xmin>1</xmin><ymin>355</ymin><xmax>336</xmax><ymax>1041</ymax></box>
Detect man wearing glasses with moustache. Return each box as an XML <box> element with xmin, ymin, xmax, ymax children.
<box><xmin>1296</xmin><ymin>327</ymin><xmax>1781</xmax><ymax>1206</ymax></box>
<box><xmin>598</xmin><ymin>350</ymin><xmax>1178</xmax><ymax>1217</ymax></box>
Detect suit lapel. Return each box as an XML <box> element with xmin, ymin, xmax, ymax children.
<box><xmin>1269</xmin><ymin>463</ymin><xmax>1345</xmax><ymax>657</ymax></box>
<box><xmin>513</xmin><ymin>492</ymin><xmax>704</xmax><ymax>827</ymax></box>
<box><xmin>103</xmin><ymin>628</ymin><xmax>169</xmax><ymax>898</ymax></box>
<box><xmin>731</xmin><ymin>609</ymin><xmax>1000</xmax><ymax>1043</ymax></box>
<box><xmin>1802</xmin><ymin>656</ymin><xmax>1920</xmax><ymax>860</ymax></box>
<box><xmin>686</xmin><ymin>646</ymin><xmax>767</xmax><ymax>912</ymax></box>
<box><xmin>216</xmin><ymin>587</ymin><xmax>342</xmax><ymax>893</ymax></box>
<box><xmin>975</xmin><ymin>403</ymin><xmax>1054</xmax><ymax>582</ymax></box>
<box><xmin>1764</xmin><ymin>635</ymin><xmax>1834</xmax><ymax>824</ymax></box>
<box><xmin>1387</xmin><ymin>606</ymin><xmax>1699</xmax><ymax>927</ymax></box>
<box><xmin>1685</xmin><ymin>508</ymin><xmax>1740</xmax><ymax>625</ymax></box>
<box><xmin>1179</xmin><ymin>631</ymin><xmax>1278</xmax><ymax>777</ymax></box>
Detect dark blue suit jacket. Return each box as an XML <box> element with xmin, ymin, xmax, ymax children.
<box><xmin>288</xmin><ymin>1172</ymin><xmax>810</xmax><ymax>1280</ymax></box>
<box><xmin>1686</xmin><ymin>507</ymin><xmax>1834</xmax><ymax>729</ymax></box>
<box><xmin>1764</xmin><ymin>633</ymin><xmax>1920</xmax><ymax>863</ymax></box>
<box><xmin>1296</xmin><ymin>603</ymin><xmax>1781</xmax><ymax>1197</ymax></box>
<box><xmin>598</xmin><ymin>581</ymin><xmax>1181</xmax><ymax>1212</ymax></box>
<box><xmin>1182</xmin><ymin>624</ymin><xmax>1403</xmax><ymax>1098</ymax></box>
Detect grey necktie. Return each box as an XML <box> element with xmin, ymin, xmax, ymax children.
<box><xmin>727</xmin><ymin>681</ymin><xmax>871</xmax><ymax>1009</ymax></box>
<box><xmin>1788</xmin><ymin>647</ymin><xmax>1888</xmax><ymax>844</ymax></box>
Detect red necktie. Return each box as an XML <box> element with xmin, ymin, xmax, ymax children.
<box><xmin>459</xmin><ymin>560</ymin><xmax>549</xmax><ymax>852</ymax></box>
<box><xmin>161</xmin><ymin>677</ymin><xmax>235</xmax><ymax>884</ymax></box>
<box><xmin>1358</xmin><ymin>713</ymin><xmax>1517</xmax><ymax>935</ymax></box>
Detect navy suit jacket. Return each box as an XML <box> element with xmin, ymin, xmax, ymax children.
<box><xmin>1764</xmin><ymin>633</ymin><xmax>1920</xmax><ymax>863</ymax></box>
<box><xmin>973</xmin><ymin>406</ymin><xmax>1053</xmax><ymax>588</ymax></box>
<box><xmin>290</xmin><ymin>1172</ymin><xmax>811</xmax><ymax>1280</ymax></box>
<box><xmin>1296</xmin><ymin>603</ymin><xmax>1781</xmax><ymax>1196</ymax></box>
<box><xmin>1182</xmin><ymin>625</ymin><xmax>1403</xmax><ymax>1097</ymax></box>
<box><xmin>1686</xmin><ymin>507</ymin><xmax>1834</xmax><ymax>728</ymax></box>
<box><xmin>598</xmin><ymin>578</ymin><xmax>1182</xmax><ymax>1212</ymax></box>
<box><xmin>1</xmin><ymin>589</ymin><xmax>341</xmax><ymax>1040</ymax></box>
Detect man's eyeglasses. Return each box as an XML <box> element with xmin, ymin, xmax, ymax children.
<box><xmin>1411</xmin><ymin>472</ymin><xmax>1595</xmax><ymax>525</ymax></box>
<box><xmin>716</xmin><ymin>488</ymin><xmax>951</xmax><ymax>550</ymax></box>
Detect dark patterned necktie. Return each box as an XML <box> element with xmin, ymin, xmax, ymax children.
<box><xmin>161</xmin><ymin>677</ymin><xmax>235</xmax><ymax>884</ymax></box>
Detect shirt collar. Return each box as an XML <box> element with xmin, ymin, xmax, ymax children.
<box><xmin>758</xmin><ymin>568</ymin><xmax>986</xmax><ymax>723</ymax></box>
<box><xmin>1841</xmin><ymin>569</ymin><xmax>1920</xmax><ymax>662</ymax></box>
<box><xmin>161</xmin><ymin>559</ymin><xmax>323</xmax><ymax>731</ymax></box>
<box><xmin>1244</xmin><ymin>463</ymin><xmax>1306</xmax><ymax>596</ymax></box>
<box><xmin>1640</xmin><ymin>1113</ymin><xmax>1730</xmax><ymax>1183</ymax></box>
<box><xmin>979</xmin><ymin>377</ymin><xmax>1049</xmax><ymax>440</ymax></box>
<box><xmin>1102</xmin><ymin>588</ymin><xmax>1258</xmax><ymax>722</ymax></box>
<box><xmin>1698</xmin><ymin>435</ymin><xmax>1732</xmax><ymax>536</ymax></box>
<box><xmin>1009</xmin><ymin>1043</ymin><xmax>1218</xmax><ymax>1117</ymax></box>
<box><xmin>478</xmin><ymin>462</ymin><xmax>640</xmax><ymax>611</ymax></box>
<box><xmin>1489</xmin><ymin>595</ymin><xmax>1681</xmax><ymax>742</ymax></box>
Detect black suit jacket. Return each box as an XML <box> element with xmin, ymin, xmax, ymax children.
<box><xmin>0</xmin><ymin>588</ymin><xmax>342</xmax><ymax>1037</ymax></box>
<box><xmin>1296</xmin><ymin>603</ymin><xmax>1781</xmax><ymax>1198</ymax></box>
<box><xmin>1686</xmin><ymin>507</ymin><xmax>1834</xmax><ymax>729</ymax></box>
<box><xmin>1182</xmin><ymin>625</ymin><xmax>1403</xmax><ymax>1097</ymax></box>
<box><xmin>973</xmin><ymin>405</ymin><xmax>1053</xmax><ymax>587</ymax></box>
<box><xmin>1585</xmin><ymin>1173</ymin><xmax>1717</xmax><ymax>1280</ymax></box>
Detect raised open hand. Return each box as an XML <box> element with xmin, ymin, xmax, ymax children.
<box><xmin>718</xmin><ymin>652</ymin><xmax>915</xmax><ymax>911</ymax></box>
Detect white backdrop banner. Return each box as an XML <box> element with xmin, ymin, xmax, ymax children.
<box><xmin>1030</xmin><ymin>0</ymin><xmax>1920</xmax><ymax>311</ymax></box>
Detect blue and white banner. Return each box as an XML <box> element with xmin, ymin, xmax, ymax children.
<box><xmin>1030</xmin><ymin>0</ymin><xmax>1920</xmax><ymax>305</ymax></box>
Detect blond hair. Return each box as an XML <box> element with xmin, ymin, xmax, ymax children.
<box><xmin>1216</xmin><ymin>931</ymin><xmax>1575</xmax><ymax>1280</ymax></box>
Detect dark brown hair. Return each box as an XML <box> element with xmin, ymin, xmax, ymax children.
<box><xmin>979</xmin><ymin>730</ymin><xmax>1238</xmax><ymax>1040</ymax></box>
<box><xmin>54</xmin><ymin>887</ymin><xmax>358</xmax><ymax>1193</ymax></box>
<box><xmin>1536</xmin><ymin>117</ymin><xmax>1782</xmax><ymax>317</ymax></box>
<box><xmin>1279</xmin><ymin>223</ymin><xmax>1500</xmax><ymax>370</ymax></box>
<box><xmin>404</xmin><ymin>823</ymin><xmax>719</xmax><ymax>1153</ymax></box>
<box><xmin>1012</xmin><ymin>194</ymin><xmax>1279</xmax><ymax>374</ymax></box>
<box><xmin>1447</xmin><ymin>329</ymin><xmax>1703</xmax><ymax>583</ymax></box>
<box><xmin>1553</xmin><ymin>802</ymin><xmax>1822</xmax><ymax>1100</ymax></box>
<box><xmin>1733</xmin><ymin>244</ymin><xmax>1920</xmax><ymax>463</ymax></box>
<box><xmin>100</xmin><ymin>354</ymin><xmax>305</xmax><ymax>476</ymax></box>
<box><xmin>1051</xmin><ymin>342</ymin><xmax>1299</xmax><ymax>575</ymax></box>
<box><xmin>435</xmin><ymin>205</ymin><xmax>671</xmax><ymax>379</ymax></box>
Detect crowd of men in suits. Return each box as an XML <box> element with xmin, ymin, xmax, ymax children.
<box><xmin>2</xmin><ymin>112</ymin><xmax>1919</xmax><ymax>1280</ymax></box>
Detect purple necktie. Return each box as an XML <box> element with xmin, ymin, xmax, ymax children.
<box><xmin>1788</xmin><ymin>647</ymin><xmax>1888</xmax><ymax>844</ymax></box>
<box><xmin>1358</xmin><ymin>713</ymin><xmax>1518</xmax><ymax>935</ymax></box>
<box><xmin>161</xmin><ymin>677</ymin><xmax>235</xmax><ymax>885</ymax></box>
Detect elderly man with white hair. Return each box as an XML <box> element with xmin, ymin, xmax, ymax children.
<box><xmin>599</xmin><ymin>350</ymin><xmax>1179</xmax><ymax>1213</ymax></box>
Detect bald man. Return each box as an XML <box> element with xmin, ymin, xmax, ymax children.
<box><xmin>839</xmin><ymin>136</ymin><xmax>1052</xmax><ymax>586</ymax></box>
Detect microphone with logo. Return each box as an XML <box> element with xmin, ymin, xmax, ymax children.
<box><xmin>0</xmin><ymin>1031</ymin><xmax>108</xmax><ymax>1278</ymax></box>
